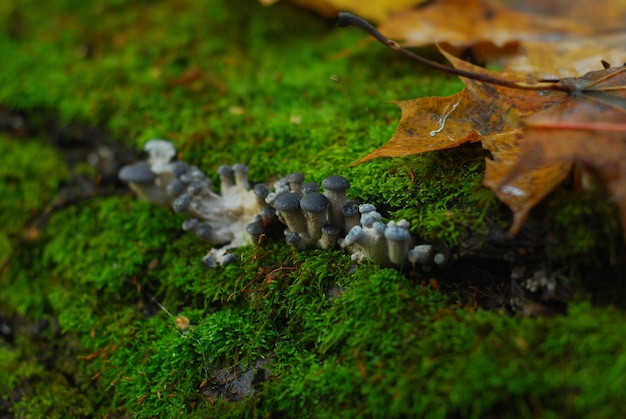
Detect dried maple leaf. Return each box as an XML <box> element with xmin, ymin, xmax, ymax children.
<box><xmin>352</xmin><ymin>49</ymin><xmax>559</xmax><ymax>164</ymax></box>
<box><xmin>498</xmin><ymin>66</ymin><xmax>626</xmax><ymax>233</ymax></box>
<box><xmin>340</xmin><ymin>12</ymin><xmax>626</xmax><ymax>235</ymax></box>
<box><xmin>378</xmin><ymin>0</ymin><xmax>590</xmax><ymax>49</ymax></box>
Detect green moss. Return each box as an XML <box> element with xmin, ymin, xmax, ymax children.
<box><xmin>1</xmin><ymin>0</ymin><xmax>625</xmax><ymax>417</ymax></box>
<box><xmin>0</xmin><ymin>135</ymin><xmax>70</xmax><ymax>266</ymax></box>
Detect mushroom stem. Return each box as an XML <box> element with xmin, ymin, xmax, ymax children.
<box><xmin>233</xmin><ymin>163</ymin><xmax>250</xmax><ymax>190</ymax></box>
<box><xmin>319</xmin><ymin>224</ymin><xmax>340</xmax><ymax>249</ymax></box>
<box><xmin>218</xmin><ymin>165</ymin><xmax>235</xmax><ymax>192</ymax></box>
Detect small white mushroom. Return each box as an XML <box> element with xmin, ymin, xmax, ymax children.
<box><xmin>433</xmin><ymin>249</ymin><xmax>451</xmax><ymax>267</ymax></box>
<box><xmin>118</xmin><ymin>162</ymin><xmax>170</xmax><ymax>205</ymax></box>
<box><xmin>407</xmin><ymin>244</ymin><xmax>434</xmax><ymax>266</ymax></box>
<box><xmin>384</xmin><ymin>220</ymin><xmax>412</xmax><ymax>266</ymax></box>
<box><xmin>344</xmin><ymin>222</ymin><xmax>389</xmax><ymax>266</ymax></box>
<box><xmin>144</xmin><ymin>139</ymin><xmax>176</xmax><ymax>173</ymax></box>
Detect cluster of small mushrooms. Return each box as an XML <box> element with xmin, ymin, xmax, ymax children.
<box><xmin>119</xmin><ymin>140</ymin><xmax>451</xmax><ymax>269</ymax></box>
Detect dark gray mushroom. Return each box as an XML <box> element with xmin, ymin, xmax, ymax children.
<box><xmin>322</xmin><ymin>175</ymin><xmax>350</xmax><ymax>232</ymax></box>
<box><xmin>218</xmin><ymin>165</ymin><xmax>235</xmax><ymax>191</ymax></box>
<box><xmin>203</xmin><ymin>254</ymin><xmax>218</xmax><ymax>269</ymax></box>
<box><xmin>301</xmin><ymin>181</ymin><xmax>320</xmax><ymax>195</ymax></box>
<box><xmin>221</xmin><ymin>253</ymin><xmax>238</xmax><ymax>265</ymax></box>
<box><xmin>118</xmin><ymin>161</ymin><xmax>169</xmax><ymax>205</ymax></box>
<box><xmin>172</xmin><ymin>193</ymin><xmax>192</xmax><ymax>213</ymax></box>
<box><xmin>273</xmin><ymin>192</ymin><xmax>307</xmax><ymax>234</ymax></box>
<box><xmin>246</xmin><ymin>219</ymin><xmax>266</xmax><ymax>245</ymax></box>
<box><xmin>182</xmin><ymin>217</ymin><xmax>199</xmax><ymax>232</ymax></box>
<box><xmin>286</xmin><ymin>172</ymin><xmax>305</xmax><ymax>194</ymax></box>
<box><xmin>254</xmin><ymin>183</ymin><xmax>271</xmax><ymax>210</ymax></box>
<box><xmin>169</xmin><ymin>160</ymin><xmax>189</xmax><ymax>177</ymax></box>
<box><xmin>195</xmin><ymin>224</ymin><xmax>213</xmax><ymax>241</ymax></box>
<box><xmin>299</xmin><ymin>192</ymin><xmax>330</xmax><ymax>240</ymax></box>
<box><xmin>260</xmin><ymin>205</ymin><xmax>277</xmax><ymax>224</ymax></box>
<box><xmin>187</xmin><ymin>179</ymin><xmax>211</xmax><ymax>196</ymax></box>
<box><xmin>166</xmin><ymin>179</ymin><xmax>185</xmax><ymax>197</ymax></box>
<box><xmin>341</xmin><ymin>201</ymin><xmax>360</xmax><ymax>233</ymax></box>
<box><xmin>285</xmin><ymin>231</ymin><xmax>308</xmax><ymax>250</ymax></box>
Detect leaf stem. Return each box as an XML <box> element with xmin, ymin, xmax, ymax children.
<box><xmin>336</xmin><ymin>12</ymin><xmax>572</xmax><ymax>93</ymax></box>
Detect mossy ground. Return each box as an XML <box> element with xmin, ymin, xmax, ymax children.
<box><xmin>1</xmin><ymin>0</ymin><xmax>625</xmax><ymax>417</ymax></box>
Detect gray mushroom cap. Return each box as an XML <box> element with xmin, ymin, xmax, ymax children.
<box><xmin>203</xmin><ymin>254</ymin><xmax>218</xmax><ymax>269</ymax></box>
<box><xmin>384</xmin><ymin>223</ymin><xmax>411</xmax><ymax>242</ymax></box>
<box><xmin>221</xmin><ymin>253</ymin><xmax>238</xmax><ymax>265</ymax></box>
<box><xmin>254</xmin><ymin>183</ymin><xmax>270</xmax><ymax>199</ymax></box>
<box><xmin>118</xmin><ymin>162</ymin><xmax>156</xmax><ymax>184</ymax></box>
<box><xmin>260</xmin><ymin>205</ymin><xmax>277</xmax><ymax>222</ymax></box>
<box><xmin>246</xmin><ymin>219</ymin><xmax>265</xmax><ymax>236</ymax></box>
<box><xmin>173</xmin><ymin>193</ymin><xmax>192</xmax><ymax>213</ymax></box>
<box><xmin>187</xmin><ymin>179</ymin><xmax>211</xmax><ymax>195</ymax></box>
<box><xmin>166</xmin><ymin>179</ymin><xmax>185</xmax><ymax>197</ymax></box>
<box><xmin>287</xmin><ymin>172</ymin><xmax>305</xmax><ymax>193</ymax></box>
<box><xmin>342</xmin><ymin>201</ymin><xmax>359</xmax><ymax>216</ymax></box>
<box><xmin>321</xmin><ymin>223</ymin><xmax>340</xmax><ymax>236</ymax></box>
<box><xmin>169</xmin><ymin>161</ymin><xmax>189</xmax><ymax>176</ymax></box>
<box><xmin>301</xmin><ymin>181</ymin><xmax>320</xmax><ymax>195</ymax></box>
<box><xmin>195</xmin><ymin>224</ymin><xmax>213</xmax><ymax>241</ymax></box>
<box><xmin>300</xmin><ymin>192</ymin><xmax>330</xmax><ymax>213</ymax></box>
<box><xmin>217</xmin><ymin>165</ymin><xmax>234</xmax><ymax>177</ymax></box>
<box><xmin>232</xmin><ymin>163</ymin><xmax>248</xmax><ymax>175</ymax></box>
<box><xmin>182</xmin><ymin>217</ymin><xmax>199</xmax><ymax>231</ymax></box>
<box><xmin>287</xmin><ymin>172</ymin><xmax>305</xmax><ymax>184</ymax></box>
<box><xmin>321</xmin><ymin>175</ymin><xmax>350</xmax><ymax>192</ymax></box>
<box><xmin>285</xmin><ymin>231</ymin><xmax>301</xmax><ymax>246</ymax></box>
<box><xmin>273</xmin><ymin>192</ymin><xmax>301</xmax><ymax>211</ymax></box>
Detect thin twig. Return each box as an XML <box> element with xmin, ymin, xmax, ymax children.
<box><xmin>336</xmin><ymin>12</ymin><xmax>573</xmax><ymax>93</ymax></box>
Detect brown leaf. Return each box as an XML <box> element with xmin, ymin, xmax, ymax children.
<box><xmin>259</xmin><ymin>0</ymin><xmax>426</xmax><ymax>23</ymax></box>
<box><xmin>378</xmin><ymin>0</ymin><xmax>590</xmax><ymax>49</ymax></box>
<box><xmin>353</xmin><ymin>49</ymin><xmax>559</xmax><ymax>165</ymax></box>
<box><xmin>503</xmin><ymin>33</ymin><xmax>626</xmax><ymax>79</ymax></box>
<box><xmin>507</xmin><ymin>0</ymin><xmax>626</xmax><ymax>33</ymax></box>
<box><xmin>344</xmin><ymin>11</ymin><xmax>626</xmax><ymax>234</ymax></box>
<box><xmin>500</xmin><ymin>66</ymin><xmax>626</xmax><ymax>233</ymax></box>
<box><xmin>482</xmin><ymin>132</ymin><xmax>571</xmax><ymax>234</ymax></box>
